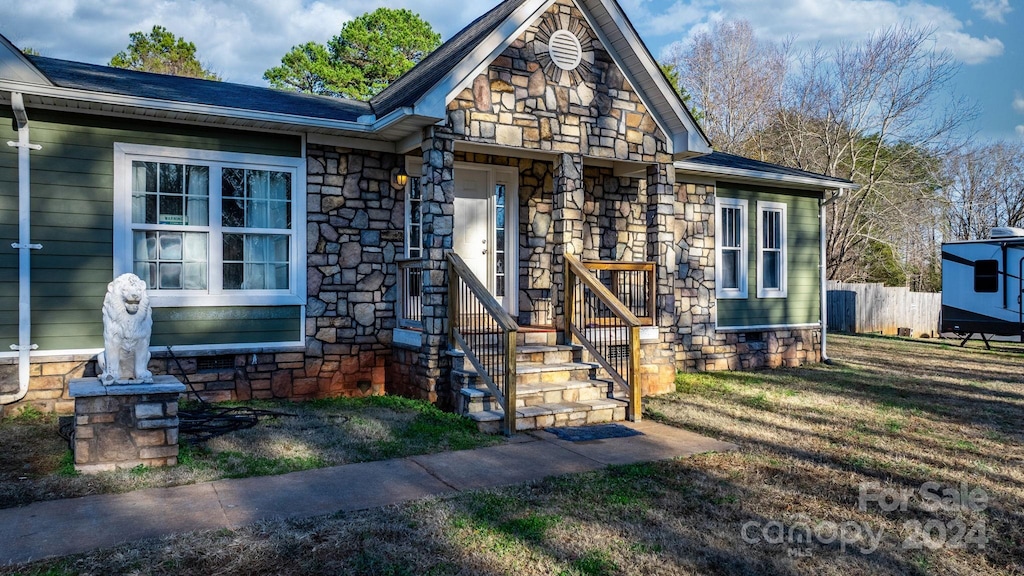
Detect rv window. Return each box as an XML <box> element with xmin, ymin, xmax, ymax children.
<box><xmin>974</xmin><ymin>260</ymin><xmax>999</xmax><ymax>293</ymax></box>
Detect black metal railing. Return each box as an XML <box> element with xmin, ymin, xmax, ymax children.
<box><xmin>397</xmin><ymin>259</ymin><xmax>423</xmax><ymax>329</ymax></box>
<box><xmin>582</xmin><ymin>260</ymin><xmax>656</xmax><ymax>324</ymax></box>
<box><xmin>448</xmin><ymin>252</ymin><xmax>518</xmax><ymax>436</ymax></box>
<box><xmin>565</xmin><ymin>254</ymin><xmax>642</xmax><ymax>421</ymax></box>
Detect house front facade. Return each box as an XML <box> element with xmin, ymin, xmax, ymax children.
<box><xmin>0</xmin><ymin>0</ymin><xmax>853</xmax><ymax>426</ymax></box>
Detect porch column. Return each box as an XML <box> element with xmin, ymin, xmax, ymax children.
<box><xmin>552</xmin><ymin>153</ymin><xmax>584</xmax><ymax>331</ymax></box>
<box><xmin>418</xmin><ymin>126</ymin><xmax>456</xmax><ymax>407</ymax></box>
<box><xmin>647</xmin><ymin>161</ymin><xmax>677</xmax><ymax>327</ymax></box>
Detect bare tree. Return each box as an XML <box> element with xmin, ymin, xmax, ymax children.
<box><xmin>758</xmin><ymin>25</ymin><xmax>974</xmax><ymax>282</ymax></box>
<box><xmin>664</xmin><ymin>20</ymin><xmax>788</xmax><ymax>154</ymax></box>
<box><xmin>942</xmin><ymin>141</ymin><xmax>1024</xmax><ymax>241</ymax></box>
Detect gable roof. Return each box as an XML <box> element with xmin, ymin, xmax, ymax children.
<box><xmin>675</xmin><ymin>151</ymin><xmax>859</xmax><ymax>191</ymax></box>
<box><xmin>371</xmin><ymin>0</ymin><xmax>530</xmax><ymax>116</ymax></box>
<box><xmin>370</xmin><ymin>0</ymin><xmax>712</xmax><ymax>158</ymax></box>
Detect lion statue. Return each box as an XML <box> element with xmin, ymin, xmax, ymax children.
<box><xmin>97</xmin><ymin>273</ymin><xmax>154</xmax><ymax>385</ymax></box>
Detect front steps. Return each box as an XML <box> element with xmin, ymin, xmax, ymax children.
<box><xmin>451</xmin><ymin>330</ymin><xmax>629</xmax><ymax>433</ymax></box>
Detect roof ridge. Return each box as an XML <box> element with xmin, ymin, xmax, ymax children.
<box><xmin>369</xmin><ymin>0</ymin><xmax>530</xmax><ymax>117</ymax></box>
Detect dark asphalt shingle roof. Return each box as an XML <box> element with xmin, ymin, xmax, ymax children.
<box><xmin>28</xmin><ymin>55</ymin><xmax>372</xmax><ymax>122</ymax></box>
<box><xmin>684</xmin><ymin>151</ymin><xmax>855</xmax><ymax>186</ymax></box>
<box><xmin>370</xmin><ymin>0</ymin><xmax>529</xmax><ymax>116</ymax></box>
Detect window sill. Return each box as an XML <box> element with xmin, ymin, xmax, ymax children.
<box><xmin>756</xmin><ymin>291</ymin><xmax>788</xmax><ymax>299</ymax></box>
<box><xmin>147</xmin><ymin>293</ymin><xmax>305</xmax><ymax>308</ymax></box>
<box><xmin>716</xmin><ymin>291</ymin><xmax>749</xmax><ymax>300</ymax></box>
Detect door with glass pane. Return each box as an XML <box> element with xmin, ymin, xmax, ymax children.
<box><xmin>453</xmin><ymin>165</ymin><xmax>518</xmax><ymax>312</ymax></box>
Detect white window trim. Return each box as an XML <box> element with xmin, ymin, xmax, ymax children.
<box><xmin>756</xmin><ymin>200</ymin><xmax>788</xmax><ymax>299</ymax></box>
<box><xmin>715</xmin><ymin>196</ymin><xmax>748</xmax><ymax>299</ymax></box>
<box><xmin>113</xmin><ymin>143</ymin><xmax>306</xmax><ymax>308</ymax></box>
<box><xmin>404</xmin><ymin>160</ymin><xmax>424</xmax><ymax>258</ymax></box>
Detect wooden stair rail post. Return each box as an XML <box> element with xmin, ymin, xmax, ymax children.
<box><xmin>446</xmin><ymin>251</ymin><xmax>519</xmax><ymax>436</ymax></box>
<box><xmin>628</xmin><ymin>322</ymin><xmax>641</xmax><ymax>421</ymax></box>
<box><xmin>448</xmin><ymin>264</ymin><xmax>458</xmax><ymax>350</ymax></box>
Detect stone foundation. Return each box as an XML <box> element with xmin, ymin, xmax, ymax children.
<box><xmin>69</xmin><ymin>376</ymin><xmax>185</xmax><ymax>473</ymax></box>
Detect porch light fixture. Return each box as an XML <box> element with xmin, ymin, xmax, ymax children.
<box><xmin>392</xmin><ymin>166</ymin><xmax>409</xmax><ymax>190</ymax></box>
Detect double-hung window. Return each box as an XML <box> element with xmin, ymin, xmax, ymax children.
<box><xmin>715</xmin><ymin>197</ymin><xmax>748</xmax><ymax>298</ymax></box>
<box><xmin>114</xmin><ymin>144</ymin><xmax>305</xmax><ymax>307</ymax></box>
<box><xmin>756</xmin><ymin>201</ymin><xmax>788</xmax><ymax>298</ymax></box>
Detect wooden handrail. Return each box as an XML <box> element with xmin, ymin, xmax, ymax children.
<box><xmin>581</xmin><ymin>260</ymin><xmax>655</xmax><ymax>272</ymax></box>
<box><xmin>447</xmin><ymin>250</ymin><xmax>518</xmax><ymax>436</ymax></box>
<box><xmin>447</xmin><ymin>252</ymin><xmax>518</xmax><ymax>332</ymax></box>
<box><xmin>565</xmin><ymin>254</ymin><xmax>642</xmax><ymax>327</ymax></box>
<box><xmin>581</xmin><ymin>259</ymin><xmax>657</xmax><ymax>323</ymax></box>
<box><xmin>564</xmin><ymin>252</ymin><xmax>643</xmax><ymax>422</ymax></box>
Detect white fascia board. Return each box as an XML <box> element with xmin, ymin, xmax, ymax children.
<box><xmin>0</xmin><ymin>36</ymin><xmax>53</xmax><ymax>86</ymax></box>
<box><xmin>414</xmin><ymin>0</ymin><xmax>558</xmax><ymax>118</ymax></box>
<box><xmin>582</xmin><ymin>0</ymin><xmax>712</xmax><ymax>155</ymax></box>
<box><xmin>674</xmin><ymin>161</ymin><xmax>860</xmax><ymax>192</ymax></box>
<box><xmin>0</xmin><ymin>79</ymin><xmax>380</xmax><ymax>135</ymax></box>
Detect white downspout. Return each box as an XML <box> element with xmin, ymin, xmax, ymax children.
<box><xmin>2</xmin><ymin>92</ymin><xmax>42</xmax><ymax>406</ymax></box>
<box><xmin>819</xmin><ymin>188</ymin><xmax>845</xmax><ymax>364</ymax></box>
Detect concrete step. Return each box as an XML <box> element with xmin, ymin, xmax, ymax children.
<box><xmin>516</xmin><ymin>330</ymin><xmax>559</xmax><ymax>347</ymax></box>
<box><xmin>515</xmin><ymin>344</ymin><xmax>581</xmax><ymax>365</ymax></box>
<box><xmin>466</xmin><ymin>398</ymin><xmax>629</xmax><ymax>433</ymax></box>
<box><xmin>460</xmin><ymin>379</ymin><xmax>615</xmax><ymax>413</ymax></box>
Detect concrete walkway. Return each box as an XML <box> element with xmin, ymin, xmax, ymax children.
<box><xmin>0</xmin><ymin>421</ymin><xmax>735</xmax><ymax>566</ymax></box>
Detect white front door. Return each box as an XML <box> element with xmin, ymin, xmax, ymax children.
<box><xmin>453</xmin><ymin>164</ymin><xmax>518</xmax><ymax>312</ymax></box>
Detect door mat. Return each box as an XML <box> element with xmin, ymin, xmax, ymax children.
<box><xmin>545</xmin><ymin>423</ymin><xmax>643</xmax><ymax>442</ymax></box>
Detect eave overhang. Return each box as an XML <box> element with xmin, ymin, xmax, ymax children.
<box><xmin>674</xmin><ymin>160</ymin><xmax>861</xmax><ymax>193</ymax></box>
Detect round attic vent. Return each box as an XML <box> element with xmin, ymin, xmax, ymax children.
<box><xmin>548</xmin><ymin>30</ymin><xmax>583</xmax><ymax>71</ymax></box>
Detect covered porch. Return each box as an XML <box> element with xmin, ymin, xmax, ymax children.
<box><xmin>391</xmin><ymin>137</ymin><xmax>679</xmax><ymax>435</ymax></box>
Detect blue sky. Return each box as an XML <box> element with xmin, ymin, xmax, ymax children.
<box><xmin>1</xmin><ymin>0</ymin><xmax>1020</xmax><ymax>141</ymax></box>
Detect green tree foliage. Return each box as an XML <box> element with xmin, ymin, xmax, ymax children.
<box><xmin>21</xmin><ymin>47</ymin><xmax>40</xmax><ymax>56</ymax></box>
<box><xmin>658</xmin><ymin>62</ymin><xmax>702</xmax><ymax>122</ymax></box>
<box><xmin>264</xmin><ymin>8</ymin><xmax>441</xmax><ymax>101</ymax></box>
<box><xmin>110</xmin><ymin>26</ymin><xmax>220</xmax><ymax>81</ymax></box>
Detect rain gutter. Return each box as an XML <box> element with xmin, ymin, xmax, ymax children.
<box><xmin>2</xmin><ymin>92</ymin><xmax>41</xmax><ymax>406</ymax></box>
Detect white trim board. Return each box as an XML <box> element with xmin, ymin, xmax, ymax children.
<box><xmin>715</xmin><ymin>323</ymin><xmax>821</xmax><ymax>333</ymax></box>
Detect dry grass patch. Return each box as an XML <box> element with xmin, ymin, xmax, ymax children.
<box><xmin>0</xmin><ymin>395</ymin><xmax>501</xmax><ymax>509</ymax></box>
<box><xmin>2</xmin><ymin>335</ymin><xmax>1022</xmax><ymax>575</ymax></box>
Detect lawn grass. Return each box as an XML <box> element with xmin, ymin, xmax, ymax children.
<box><xmin>1</xmin><ymin>335</ymin><xmax>1022</xmax><ymax>575</ymax></box>
<box><xmin>0</xmin><ymin>395</ymin><xmax>502</xmax><ymax>509</ymax></box>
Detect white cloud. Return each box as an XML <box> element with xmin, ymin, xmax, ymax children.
<box><xmin>0</xmin><ymin>0</ymin><xmax>484</xmax><ymax>85</ymax></box>
<box><xmin>1014</xmin><ymin>93</ymin><xmax>1024</xmax><ymax>113</ymax></box>
<box><xmin>641</xmin><ymin>0</ymin><xmax>1005</xmax><ymax>66</ymax></box>
<box><xmin>971</xmin><ymin>0</ymin><xmax>1012</xmax><ymax>23</ymax></box>
<box><xmin>1017</xmin><ymin>125</ymin><xmax>1024</xmax><ymax>137</ymax></box>
<box><xmin>0</xmin><ymin>0</ymin><xmax>1009</xmax><ymax>87</ymax></box>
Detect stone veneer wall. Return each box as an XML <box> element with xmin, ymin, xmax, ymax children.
<box><xmin>673</xmin><ymin>180</ymin><xmax>821</xmax><ymax>371</ymax></box>
<box><xmin>447</xmin><ymin>0</ymin><xmax>669</xmax><ymax>163</ymax></box>
<box><xmin>581</xmin><ymin>167</ymin><xmax>646</xmax><ymax>262</ymax></box>
<box><xmin>304</xmin><ymin>144</ymin><xmax>405</xmax><ymax>396</ymax></box>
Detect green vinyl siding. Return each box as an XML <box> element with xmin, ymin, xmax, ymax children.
<box><xmin>152</xmin><ymin>307</ymin><xmax>301</xmax><ymax>348</ymax></box>
<box><xmin>0</xmin><ymin>107</ymin><xmax>302</xmax><ymax>351</ymax></box>
<box><xmin>716</xmin><ymin>185</ymin><xmax>821</xmax><ymax>329</ymax></box>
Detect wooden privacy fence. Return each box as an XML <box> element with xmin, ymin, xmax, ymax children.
<box><xmin>827</xmin><ymin>282</ymin><xmax>941</xmax><ymax>336</ymax></box>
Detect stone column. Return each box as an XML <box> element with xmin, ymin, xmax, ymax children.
<box><xmin>552</xmin><ymin>153</ymin><xmax>584</xmax><ymax>331</ymax></box>
<box><xmin>418</xmin><ymin>126</ymin><xmax>456</xmax><ymax>407</ymax></box>
<box><xmin>647</xmin><ymin>160</ymin><xmax>677</xmax><ymax>327</ymax></box>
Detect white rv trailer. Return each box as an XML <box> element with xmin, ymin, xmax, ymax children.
<box><xmin>941</xmin><ymin>227</ymin><xmax>1024</xmax><ymax>342</ymax></box>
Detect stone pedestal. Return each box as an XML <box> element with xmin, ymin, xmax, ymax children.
<box><xmin>68</xmin><ymin>376</ymin><xmax>186</xmax><ymax>474</ymax></box>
